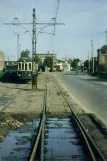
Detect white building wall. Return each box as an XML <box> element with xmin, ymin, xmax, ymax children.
<box><xmin>63</xmin><ymin>62</ymin><xmax>70</xmax><ymax>71</ymax></box>
<box><xmin>0</xmin><ymin>51</ymin><xmax>4</xmax><ymax>71</ymax></box>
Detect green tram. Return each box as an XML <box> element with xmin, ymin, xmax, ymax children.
<box><xmin>17</xmin><ymin>61</ymin><xmax>32</xmax><ymax>80</ymax></box>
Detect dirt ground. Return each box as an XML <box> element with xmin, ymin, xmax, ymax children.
<box><xmin>0</xmin><ymin>74</ymin><xmax>46</xmax><ymax>115</ymax></box>
<box><xmin>0</xmin><ymin>72</ymin><xmax>107</xmax><ymax>160</ymax></box>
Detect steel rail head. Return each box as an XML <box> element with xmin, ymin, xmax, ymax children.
<box><xmin>29</xmin><ymin>119</ymin><xmax>43</xmax><ymax>161</ymax></box>
<box><xmin>74</xmin><ymin>116</ymin><xmax>97</xmax><ymax>161</ymax></box>
<box><xmin>29</xmin><ymin>87</ymin><xmax>47</xmax><ymax>161</ymax></box>
<box><xmin>40</xmin><ymin>89</ymin><xmax>46</xmax><ymax>161</ymax></box>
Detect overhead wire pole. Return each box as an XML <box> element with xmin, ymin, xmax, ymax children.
<box><xmin>91</xmin><ymin>40</ymin><xmax>94</xmax><ymax>75</ymax></box>
<box><xmin>88</xmin><ymin>51</ymin><xmax>90</xmax><ymax>73</ymax></box>
<box><xmin>50</xmin><ymin>0</ymin><xmax>61</xmax><ymax>71</ymax></box>
<box><xmin>54</xmin><ymin>0</ymin><xmax>60</xmax><ymax>36</ymax></box>
<box><xmin>105</xmin><ymin>30</ymin><xmax>107</xmax><ymax>45</ymax></box>
<box><xmin>17</xmin><ymin>34</ymin><xmax>19</xmax><ymax>61</ymax></box>
<box><xmin>32</xmin><ymin>8</ymin><xmax>37</xmax><ymax>89</ymax></box>
<box><xmin>51</xmin><ymin>0</ymin><xmax>60</xmax><ymax>51</ymax></box>
<box><xmin>3</xmin><ymin>8</ymin><xmax>65</xmax><ymax>89</ymax></box>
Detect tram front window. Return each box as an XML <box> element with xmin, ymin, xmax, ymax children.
<box><xmin>19</xmin><ymin>63</ymin><xmax>21</xmax><ymax>70</ymax></box>
<box><xmin>29</xmin><ymin>63</ymin><xmax>31</xmax><ymax>70</ymax></box>
<box><xmin>22</xmin><ymin>63</ymin><xmax>24</xmax><ymax>70</ymax></box>
<box><xmin>25</xmin><ymin>63</ymin><xmax>27</xmax><ymax>70</ymax></box>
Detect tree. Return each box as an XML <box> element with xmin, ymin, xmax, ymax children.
<box><xmin>43</xmin><ymin>56</ymin><xmax>53</xmax><ymax>68</ymax></box>
<box><xmin>19</xmin><ymin>49</ymin><xmax>30</xmax><ymax>60</ymax></box>
<box><xmin>34</xmin><ymin>56</ymin><xmax>42</xmax><ymax>71</ymax></box>
<box><xmin>84</xmin><ymin>60</ymin><xmax>89</xmax><ymax>69</ymax></box>
<box><xmin>71</xmin><ymin>58</ymin><xmax>80</xmax><ymax>69</ymax></box>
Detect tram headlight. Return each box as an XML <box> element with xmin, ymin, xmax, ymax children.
<box><xmin>29</xmin><ymin>74</ymin><xmax>31</xmax><ymax>76</ymax></box>
<box><xmin>18</xmin><ymin>74</ymin><xmax>20</xmax><ymax>76</ymax></box>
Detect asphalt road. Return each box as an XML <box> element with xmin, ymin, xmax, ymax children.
<box><xmin>55</xmin><ymin>71</ymin><xmax>107</xmax><ymax>125</ymax></box>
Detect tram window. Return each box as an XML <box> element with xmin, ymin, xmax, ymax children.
<box><xmin>25</xmin><ymin>63</ymin><xmax>27</xmax><ymax>70</ymax></box>
<box><xmin>19</xmin><ymin>63</ymin><xmax>21</xmax><ymax>70</ymax></box>
<box><xmin>22</xmin><ymin>63</ymin><xmax>24</xmax><ymax>70</ymax></box>
<box><xmin>29</xmin><ymin>63</ymin><xmax>31</xmax><ymax>70</ymax></box>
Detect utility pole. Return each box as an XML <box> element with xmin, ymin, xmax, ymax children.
<box><xmin>91</xmin><ymin>40</ymin><xmax>94</xmax><ymax>75</ymax></box>
<box><xmin>88</xmin><ymin>51</ymin><xmax>90</xmax><ymax>72</ymax></box>
<box><xmin>17</xmin><ymin>34</ymin><xmax>19</xmax><ymax>61</ymax></box>
<box><xmin>19</xmin><ymin>44</ymin><xmax>21</xmax><ymax>58</ymax></box>
<box><xmin>105</xmin><ymin>30</ymin><xmax>107</xmax><ymax>45</ymax></box>
<box><xmin>32</xmin><ymin>8</ymin><xmax>38</xmax><ymax>89</ymax></box>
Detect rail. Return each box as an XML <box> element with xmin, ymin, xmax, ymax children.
<box><xmin>29</xmin><ymin>84</ymin><xmax>47</xmax><ymax>161</ymax></box>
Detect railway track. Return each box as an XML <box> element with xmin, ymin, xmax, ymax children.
<box><xmin>0</xmin><ymin>84</ymin><xmax>20</xmax><ymax>98</ymax></box>
<box><xmin>0</xmin><ymin>84</ymin><xmax>29</xmax><ymax>113</ymax></box>
<box><xmin>28</xmin><ymin>78</ymin><xmax>106</xmax><ymax>161</ymax></box>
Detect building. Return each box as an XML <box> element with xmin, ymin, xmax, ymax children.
<box><xmin>36</xmin><ymin>52</ymin><xmax>57</xmax><ymax>67</ymax></box>
<box><xmin>97</xmin><ymin>45</ymin><xmax>107</xmax><ymax>77</ymax></box>
<box><xmin>56</xmin><ymin>62</ymin><xmax>63</xmax><ymax>71</ymax></box>
<box><xmin>97</xmin><ymin>46</ymin><xmax>107</xmax><ymax>70</ymax></box>
<box><xmin>0</xmin><ymin>51</ymin><xmax>4</xmax><ymax>71</ymax></box>
<box><xmin>62</xmin><ymin>62</ymin><xmax>70</xmax><ymax>71</ymax></box>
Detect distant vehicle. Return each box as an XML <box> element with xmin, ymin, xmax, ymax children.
<box><xmin>17</xmin><ymin>61</ymin><xmax>32</xmax><ymax>80</ymax></box>
<box><xmin>57</xmin><ymin>63</ymin><xmax>63</xmax><ymax>71</ymax></box>
<box><xmin>17</xmin><ymin>60</ymin><xmax>38</xmax><ymax>81</ymax></box>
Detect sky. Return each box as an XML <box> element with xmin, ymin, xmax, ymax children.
<box><xmin>0</xmin><ymin>0</ymin><xmax>107</xmax><ymax>61</ymax></box>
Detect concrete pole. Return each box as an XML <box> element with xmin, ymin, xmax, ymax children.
<box><xmin>91</xmin><ymin>40</ymin><xmax>94</xmax><ymax>74</ymax></box>
<box><xmin>88</xmin><ymin>51</ymin><xmax>90</xmax><ymax>70</ymax></box>
<box><xmin>19</xmin><ymin>44</ymin><xmax>21</xmax><ymax>59</ymax></box>
<box><xmin>105</xmin><ymin>30</ymin><xmax>107</xmax><ymax>45</ymax></box>
<box><xmin>17</xmin><ymin>34</ymin><xmax>19</xmax><ymax>61</ymax></box>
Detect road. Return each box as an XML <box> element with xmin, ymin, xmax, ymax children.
<box><xmin>55</xmin><ymin>71</ymin><xmax>107</xmax><ymax>125</ymax></box>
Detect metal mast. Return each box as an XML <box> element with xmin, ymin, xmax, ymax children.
<box><xmin>105</xmin><ymin>30</ymin><xmax>107</xmax><ymax>45</ymax></box>
<box><xmin>17</xmin><ymin>34</ymin><xmax>19</xmax><ymax>61</ymax></box>
<box><xmin>91</xmin><ymin>40</ymin><xmax>94</xmax><ymax>74</ymax></box>
<box><xmin>88</xmin><ymin>51</ymin><xmax>90</xmax><ymax>71</ymax></box>
<box><xmin>32</xmin><ymin>8</ymin><xmax>36</xmax><ymax>60</ymax></box>
<box><xmin>32</xmin><ymin>8</ymin><xmax>38</xmax><ymax>89</ymax></box>
<box><xmin>54</xmin><ymin>0</ymin><xmax>60</xmax><ymax>35</ymax></box>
